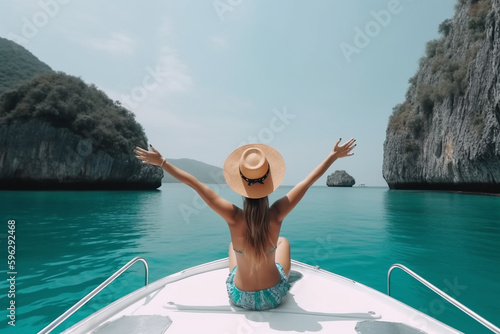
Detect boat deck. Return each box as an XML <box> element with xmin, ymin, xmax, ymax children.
<box><xmin>62</xmin><ymin>259</ymin><xmax>462</xmax><ymax>334</ymax></box>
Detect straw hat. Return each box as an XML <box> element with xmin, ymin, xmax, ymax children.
<box><xmin>223</xmin><ymin>144</ymin><xmax>285</xmax><ymax>199</ymax></box>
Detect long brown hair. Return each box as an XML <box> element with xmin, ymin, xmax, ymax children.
<box><xmin>243</xmin><ymin>196</ymin><xmax>272</xmax><ymax>269</ymax></box>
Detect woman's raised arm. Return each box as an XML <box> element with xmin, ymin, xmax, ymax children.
<box><xmin>271</xmin><ymin>138</ymin><xmax>356</xmax><ymax>222</ymax></box>
<box><xmin>134</xmin><ymin>145</ymin><xmax>240</xmax><ymax>224</ymax></box>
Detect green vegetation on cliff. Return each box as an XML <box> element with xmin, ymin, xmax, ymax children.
<box><xmin>0</xmin><ymin>37</ymin><xmax>52</xmax><ymax>96</ymax></box>
<box><xmin>0</xmin><ymin>72</ymin><xmax>147</xmax><ymax>156</ymax></box>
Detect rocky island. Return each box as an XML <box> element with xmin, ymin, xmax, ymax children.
<box><xmin>326</xmin><ymin>170</ymin><xmax>356</xmax><ymax>187</ymax></box>
<box><xmin>0</xmin><ymin>39</ymin><xmax>162</xmax><ymax>189</ymax></box>
<box><xmin>383</xmin><ymin>0</ymin><xmax>500</xmax><ymax>193</ymax></box>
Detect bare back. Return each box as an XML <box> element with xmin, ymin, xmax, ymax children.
<box><xmin>227</xmin><ymin>206</ymin><xmax>290</xmax><ymax>291</ymax></box>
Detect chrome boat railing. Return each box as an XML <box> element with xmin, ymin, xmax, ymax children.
<box><xmin>387</xmin><ymin>263</ymin><xmax>500</xmax><ymax>334</ymax></box>
<box><xmin>38</xmin><ymin>256</ymin><xmax>149</xmax><ymax>334</ymax></box>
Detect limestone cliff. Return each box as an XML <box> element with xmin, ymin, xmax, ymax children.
<box><xmin>383</xmin><ymin>0</ymin><xmax>500</xmax><ymax>193</ymax></box>
<box><xmin>0</xmin><ymin>119</ymin><xmax>162</xmax><ymax>189</ymax></box>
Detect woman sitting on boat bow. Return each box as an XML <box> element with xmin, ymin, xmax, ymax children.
<box><xmin>134</xmin><ymin>138</ymin><xmax>356</xmax><ymax>310</ymax></box>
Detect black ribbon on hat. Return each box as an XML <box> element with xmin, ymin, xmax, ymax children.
<box><xmin>240</xmin><ymin>165</ymin><xmax>270</xmax><ymax>186</ymax></box>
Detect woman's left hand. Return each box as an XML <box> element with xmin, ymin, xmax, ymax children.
<box><xmin>332</xmin><ymin>138</ymin><xmax>356</xmax><ymax>159</ymax></box>
<box><xmin>134</xmin><ymin>145</ymin><xmax>164</xmax><ymax>166</ymax></box>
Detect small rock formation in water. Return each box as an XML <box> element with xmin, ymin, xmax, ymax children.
<box><xmin>326</xmin><ymin>170</ymin><xmax>356</xmax><ymax>187</ymax></box>
<box><xmin>383</xmin><ymin>0</ymin><xmax>500</xmax><ymax>193</ymax></box>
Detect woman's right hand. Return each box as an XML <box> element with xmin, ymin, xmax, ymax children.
<box><xmin>134</xmin><ymin>145</ymin><xmax>165</xmax><ymax>166</ymax></box>
<box><xmin>332</xmin><ymin>138</ymin><xmax>356</xmax><ymax>159</ymax></box>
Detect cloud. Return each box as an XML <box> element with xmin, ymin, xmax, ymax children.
<box><xmin>155</xmin><ymin>46</ymin><xmax>194</xmax><ymax>94</ymax></box>
<box><xmin>85</xmin><ymin>32</ymin><xmax>136</xmax><ymax>55</ymax></box>
<box><xmin>209</xmin><ymin>36</ymin><xmax>229</xmax><ymax>51</ymax></box>
<box><xmin>143</xmin><ymin>18</ymin><xmax>194</xmax><ymax>95</ymax></box>
<box><xmin>104</xmin><ymin>87</ymin><xmax>198</xmax><ymax>132</ymax></box>
<box><xmin>104</xmin><ymin>45</ymin><xmax>194</xmax><ymax>112</ymax></box>
<box><xmin>157</xmin><ymin>18</ymin><xmax>171</xmax><ymax>39</ymax></box>
<box><xmin>102</xmin><ymin>44</ymin><xmax>195</xmax><ymax>131</ymax></box>
<box><xmin>98</xmin><ymin>19</ymin><xmax>198</xmax><ymax>150</ymax></box>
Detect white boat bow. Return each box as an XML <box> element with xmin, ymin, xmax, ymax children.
<box><xmin>39</xmin><ymin>258</ymin><xmax>500</xmax><ymax>334</ymax></box>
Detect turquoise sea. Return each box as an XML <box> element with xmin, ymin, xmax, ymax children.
<box><xmin>0</xmin><ymin>185</ymin><xmax>499</xmax><ymax>333</ymax></box>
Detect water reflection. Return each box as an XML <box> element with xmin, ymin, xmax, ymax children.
<box><xmin>384</xmin><ymin>190</ymin><xmax>500</xmax><ymax>266</ymax></box>
<box><xmin>0</xmin><ymin>190</ymin><xmax>162</xmax><ymax>331</ymax></box>
<box><xmin>383</xmin><ymin>190</ymin><xmax>500</xmax><ymax>333</ymax></box>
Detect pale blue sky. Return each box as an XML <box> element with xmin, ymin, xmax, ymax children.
<box><xmin>1</xmin><ymin>0</ymin><xmax>456</xmax><ymax>186</ymax></box>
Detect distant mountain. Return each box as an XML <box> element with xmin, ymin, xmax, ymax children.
<box><xmin>0</xmin><ymin>37</ymin><xmax>52</xmax><ymax>96</ymax></box>
<box><xmin>163</xmin><ymin>158</ymin><xmax>225</xmax><ymax>184</ymax></box>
